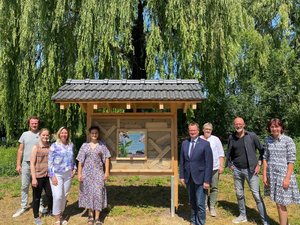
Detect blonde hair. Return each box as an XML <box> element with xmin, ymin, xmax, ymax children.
<box><xmin>203</xmin><ymin>122</ymin><xmax>213</xmax><ymax>130</ymax></box>
<box><xmin>39</xmin><ymin>128</ymin><xmax>50</xmax><ymax>135</ymax></box>
<box><xmin>56</xmin><ymin>127</ymin><xmax>71</xmax><ymax>144</ymax></box>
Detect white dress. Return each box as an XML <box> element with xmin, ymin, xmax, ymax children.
<box><xmin>264</xmin><ymin>134</ymin><xmax>300</xmax><ymax>205</ymax></box>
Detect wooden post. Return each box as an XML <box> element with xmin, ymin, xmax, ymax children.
<box><xmin>171</xmin><ymin>104</ymin><xmax>179</xmax><ymax>210</ymax></box>
<box><xmin>86</xmin><ymin>104</ymin><xmax>93</xmax><ymax>131</ymax></box>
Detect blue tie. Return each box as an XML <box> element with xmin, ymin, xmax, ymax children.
<box><xmin>190</xmin><ymin>141</ymin><xmax>195</xmax><ymax>157</ymax></box>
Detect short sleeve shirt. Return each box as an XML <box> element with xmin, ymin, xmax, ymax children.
<box><xmin>18</xmin><ymin>131</ymin><xmax>40</xmax><ymax>161</ymax></box>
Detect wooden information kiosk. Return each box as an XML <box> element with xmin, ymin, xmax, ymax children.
<box><xmin>52</xmin><ymin>79</ymin><xmax>205</xmax><ymax>215</ymax></box>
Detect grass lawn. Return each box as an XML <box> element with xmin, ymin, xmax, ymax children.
<box><xmin>1</xmin><ymin>174</ymin><xmax>300</xmax><ymax>225</ymax></box>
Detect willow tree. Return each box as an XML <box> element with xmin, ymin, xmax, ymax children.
<box><xmin>1</xmin><ymin>0</ymin><xmax>299</xmax><ymax>140</ymax></box>
<box><xmin>226</xmin><ymin>0</ymin><xmax>300</xmax><ymax>136</ymax></box>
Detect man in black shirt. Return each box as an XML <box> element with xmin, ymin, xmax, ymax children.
<box><xmin>226</xmin><ymin>117</ymin><xmax>269</xmax><ymax>224</ymax></box>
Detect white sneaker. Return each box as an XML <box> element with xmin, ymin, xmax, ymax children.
<box><xmin>34</xmin><ymin>217</ymin><xmax>43</xmax><ymax>225</ymax></box>
<box><xmin>39</xmin><ymin>205</ymin><xmax>48</xmax><ymax>214</ymax></box>
<box><xmin>232</xmin><ymin>215</ymin><xmax>247</xmax><ymax>223</ymax></box>
<box><xmin>210</xmin><ymin>207</ymin><xmax>217</xmax><ymax>217</ymax></box>
<box><xmin>12</xmin><ymin>208</ymin><xmax>26</xmax><ymax>218</ymax></box>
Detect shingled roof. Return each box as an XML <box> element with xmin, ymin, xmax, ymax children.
<box><xmin>51</xmin><ymin>79</ymin><xmax>204</xmax><ymax>102</ymax></box>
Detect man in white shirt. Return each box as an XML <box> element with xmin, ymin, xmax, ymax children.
<box><xmin>13</xmin><ymin>116</ymin><xmax>47</xmax><ymax>218</ymax></box>
<box><xmin>200</xmin><ymin>122</ymin><xmax>224</xmax><ymax>217</ymax></box>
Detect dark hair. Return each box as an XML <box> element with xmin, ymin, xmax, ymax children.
<box><xmin>88</xmin><ymin>126</ymin><xmax>100</xmax><ymax>133</ymax></box>
<box><xmin>27</xmin><ymin>116</ymin><xmax>40</xmax><ymax>125</ymax></box>
<box><xmin>267</xmin><ymin>118</ymin><xmax>285</xmax><ymax>133</ymax></box>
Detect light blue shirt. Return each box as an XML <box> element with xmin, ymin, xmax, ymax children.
<box><xmin>48</xmin><ymin>142</ymin><xmax>76</xmax><ymax>178</ymax></box>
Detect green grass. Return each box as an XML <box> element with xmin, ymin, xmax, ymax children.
<box><xmin>0</xmin><ymin>141</ymin><xmax>300</xmax><ymax>224</ymax></box>
<box><xmin>1</xmin><ymin>175</ymin><xmax>300</xmax><ymax>225</ymax></box>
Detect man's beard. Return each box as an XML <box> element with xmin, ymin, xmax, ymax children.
<box><xmin>235</xmin><ymin>128</ymin><xmax>243</xmax><ymax>133</ymax></box>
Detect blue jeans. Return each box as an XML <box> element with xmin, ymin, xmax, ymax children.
<box><xmin>188</xmin><ymin>178</ymin><xmax>207</xmax><ymax>225</ymax></box>
<box><xmin>233</xmin><ymin>167</ymin><xmax>269</xmax><ymax>224</ymax></box>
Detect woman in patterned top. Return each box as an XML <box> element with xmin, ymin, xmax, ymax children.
<box><xmin>263</xmin><ymin>118</ymin><xmax>300</xmax><ymax>225</ymax></box>
<box><xmin>48</xmin><ymin>127</ymin><xmax>76</xmax><ymax>225</ymax></box>
<box><xmin>30</xmin><ymin>128</ymin><xmax>53</xmax><ymax>225</ymax></box>
<box><xmin>77</xmin><ymin>126</ymin><xmax>111</xmax><ymax>225</ymax></box>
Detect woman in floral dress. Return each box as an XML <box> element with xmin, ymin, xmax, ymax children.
<box><xmin>263</xmin><ymin>118</ymin><xmax>300</xmax><ymax>225</ymax></box>
<box><xmin>77</xmin><ymin>126</ymin><xmax>111</xmax><ymax>225</ymax></box>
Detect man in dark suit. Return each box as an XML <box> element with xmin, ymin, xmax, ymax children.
<box><xmin>180</xmin><ymin>122</ymin><xmax>213</xmax><ymax>225</ymax></box>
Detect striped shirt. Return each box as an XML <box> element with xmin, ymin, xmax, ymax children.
<box><xmin>34</xmin><ymin>144</ymin><xmax>50</xmax><ymax>178</ymax></box>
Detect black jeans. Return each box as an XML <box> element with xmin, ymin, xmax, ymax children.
<box><xmin>32</xmin><ymin>177</ymin><xmax>53</xmax><ymax>218</ymax></box>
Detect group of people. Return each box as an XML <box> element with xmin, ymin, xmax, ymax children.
<box><xmin>12</xmin><ymin>116</ymin><xmax>110</xmax><ymax>225</ymax></box>
<box><xmin>180</xmin><ymin>117</ymin><xmax>300</xmax><ymax>225</ymax></box>
<box><xmin>11</xmin><ymin>115</ymin><xmax>300</xmax><ymax>225</ymax></box>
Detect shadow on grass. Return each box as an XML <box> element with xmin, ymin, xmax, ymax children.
<box><xmin>218</xmin><ymin>200</ymin><xmax>279</xmax><ymax>225</ymax></box>
<box><xmin>63</xmin><ymin>185</ymin><xmax>191</xmax><ymax>223</ymax></box>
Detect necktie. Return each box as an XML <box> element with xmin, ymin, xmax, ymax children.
<box><xmin>190</xmin><ymin>141</ymin><xmax>195</xmax><ymax>158</ymax></box>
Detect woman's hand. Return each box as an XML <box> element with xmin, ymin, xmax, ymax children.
<box><xmin>51</xmin><ymin>176</ymin><xmax>58</xmax><ymax>186</ymax></box>
<box><xmin>282</xmin><ymin>177</ymin><xmax>290</xmax><ymax>189</ymax></box>
<box><xmin>263</xmin><ymin>175</ymin><xmax>269</xmax><ymax>187</ymax></box>
<box><xmin>71</xmin><ymin>169</ymin><xmax>76</xmax><ymax>178</ymax></box>
<box><xmin>104</xmin><ymin>172</ymin><xmax>109</xmax><ymax>181</ymax></box>
<box><xmin>32</xmin><ymin>178</ymin><xmax>38</xmax><ymax>187</ymax></box>
<box><xmin>78</xmin><ymin>173</ymin><xmax>83</xmax><ymax>182</ymax></box>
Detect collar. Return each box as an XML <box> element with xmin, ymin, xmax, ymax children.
<box><xmin>190</xmin><ymin>136</ymin><xmax>199</xmax><ymax>143</ymax></box>
<box><xmin>233</xmin><ymin>130</ymin><xmax>250</xmax><ymax>138</ymax></box>
<box><xmin>39</xmin><ymin>142</ymin><xmax>50</xmax><ymax>148</ymax></box>
<box><xmin>271</xmin><ymin>134</ymin><xmax>284</xmax><ymax>141</ymax></box>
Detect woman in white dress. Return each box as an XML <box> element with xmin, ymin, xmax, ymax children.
<box><xmin>263</xmin><ymin>118</ymin><xmax>300</xmax><ymax>225</ymax></box>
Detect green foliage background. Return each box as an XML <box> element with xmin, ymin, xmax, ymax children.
<box><xmin>0</xmin><ymin>0</ymin><xmax>299</xmax><ymax>140</ymax></box>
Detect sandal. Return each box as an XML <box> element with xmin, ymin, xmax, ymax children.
<box><xmin>95</xmin><ymin>219</ymin><xmax>102</xmax><ymax>225</ymax></box>
<box><xmin>88</xmin><ymin>216</ymin><xmax>94</xmax><ymax>225</ymax></box>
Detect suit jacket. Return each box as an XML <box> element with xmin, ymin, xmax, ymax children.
<box><xmin>179</xmin><ymin>137</ymin><xmax>213</xmax><ymax>185</ymax></box>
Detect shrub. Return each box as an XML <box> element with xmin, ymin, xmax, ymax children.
<box><xmin>0</xmin><ymin>146</ymin><xmax>18</xmax><ymax>176</ymax></box>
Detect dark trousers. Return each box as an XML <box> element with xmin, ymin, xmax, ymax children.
<box><xmin>188</xmin><ymin>178</ymin><xmax>207</xmax><ymax>225</ymax></box>
<box><xmin>32</xmin><ymin>177</ymin><xmax>53</xmax><ymax>218</ymax></box>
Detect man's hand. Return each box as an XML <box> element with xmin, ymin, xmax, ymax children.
<box><xmin>254</xmin><ymin>164</ymin><xmax>260</xmax><ymax>175</ymax></box>
<box><xmin>180</xmin><ymin>178</ymin><xmax>186</xmax><ymax>188</ymax></box>
<box><xmin>218</xmin><ymin>166</ymin><xmax>224</xmax><ymax>174</ymax></box>
<box><xmin>16</xmin><ymin>165</ymin><xmax>22</xmax><ymax>174</ymax></box>
<box><xmin>203</xmin><ymin>182</ymin><xmax>210</xmax><ymax>189</ymax></box>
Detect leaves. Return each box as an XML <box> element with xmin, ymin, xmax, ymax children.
<box><xmin>0</xmin><ymin>0</ymin><xmax>299</xmax><ymax>140</ymax></box>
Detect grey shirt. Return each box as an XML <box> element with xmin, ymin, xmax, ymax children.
<box><xmin>18</xmin><ymin>131</ymin><xmax>40</xmax><ymax>162</ymax></box>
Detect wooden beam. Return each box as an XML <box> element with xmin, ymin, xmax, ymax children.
<box><xmin>183</xmin><ymin>103</ymin><xmax>189</xmax><ymax>113</ymax></box>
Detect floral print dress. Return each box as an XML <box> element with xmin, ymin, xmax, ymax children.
<box><xmin>76</xmin><ymin>141</ymin><xmax>111</xmax><ymax>210</ymax></box>
<box><xmin>264</xmin><ymin>134</ymin><xmax>300</xmax><ymax>206</ymax></box>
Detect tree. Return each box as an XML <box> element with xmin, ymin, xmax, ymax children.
<box><xmin>0</xmin><ymin>0</ymin><xmax>299</xmax><ymax>140</ymax></box>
